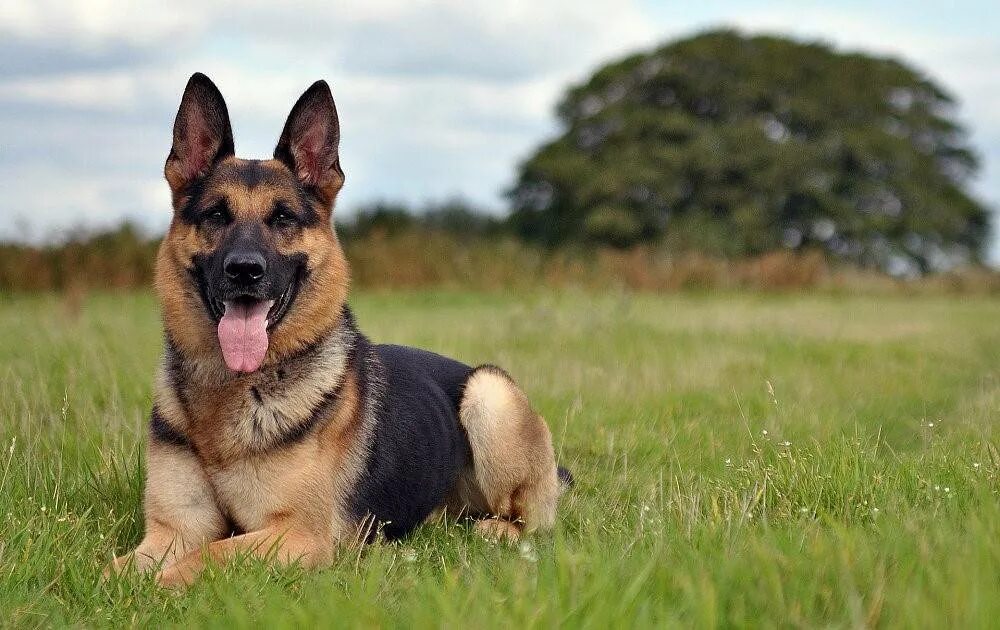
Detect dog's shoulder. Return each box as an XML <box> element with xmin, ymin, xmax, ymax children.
<box><xmin>374</xmin><ymin>343</ymin><xmax>473</xmax><ymax>409</ymax></box>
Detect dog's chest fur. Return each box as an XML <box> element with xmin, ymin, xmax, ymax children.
<box><xmin>159</xmin><ymin>324</ymin><xmax>365</xmax><ymax>533</ymax></box>
<box><xmin>208</xmin><ymin>443</ymin><xmax>326</xmax><ymax>531</ymax></box>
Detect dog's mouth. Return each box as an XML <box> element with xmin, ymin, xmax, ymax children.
<box><xmin>203</xmin><ymin>270</ymin><xmax>303</xmax><ymax>373</ymax></box>
<box><xmin>207</xmin><ymin>271</ymin><xmax>301</xmax><ymax>331</ymax></box>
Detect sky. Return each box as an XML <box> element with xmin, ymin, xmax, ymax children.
<box><xmin>1</xmin><ymin>0</ymin><xmax>998</xmax><ymax>263</ymax></box>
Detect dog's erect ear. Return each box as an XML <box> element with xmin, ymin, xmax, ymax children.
<box><xmin>274</xmin><ymin>80</ymin><xmax>344</xmax><ymax>208</ymax></box>
<box><xmin>165</xmin><ymin>73</ymin><xmax>234</xmax><ymax>195</ymax></box>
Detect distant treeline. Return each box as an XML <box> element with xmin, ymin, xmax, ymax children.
<box><xmin>1</xmin><ymin>201</ymin><xmax>998</xmax><ymax>295</ymax></box>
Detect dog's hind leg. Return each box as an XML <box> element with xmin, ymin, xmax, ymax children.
<box><xmin>454</xmin><ymin>366</ymin><xmax>560</xmax><ymax>540</ymax></box>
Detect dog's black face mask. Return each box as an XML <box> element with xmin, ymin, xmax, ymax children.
<box><xmin>188</xmin><ymin>199</ymin><xmax>310</xmax><ymax>373</ymax></box>
<box><xmin>194</xmin><ymin>224</ymin><xmax>305</xmax><ymax>325</ymax></box>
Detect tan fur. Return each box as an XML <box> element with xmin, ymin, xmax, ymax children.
<box><xmin>155</xmin><ymin>523</ymin><xmax>326</xmax><ymax>588</ymax></box>
<box><xmin>109</xmin><ymin>78</ymin><xmax>562</xmax><ymax>587</ymax></box>
<box><xmin>449</xmin><ymin>366</ymin><xmax>560</xmax><ymax>539</ymax></box>
<box><xmin>108</xmin><ymin>440</ymin><xmax>227</xmax><ymax>574</ymax></box>
<box><xmin>110</xmin><ymin>355</ymin><xmax>372</xmax><ymax>586</ymax></box>
<box><xmin>115</xmin><ymin>147</ymin><xmax>362</xmax><ymax>584</ymax></box>
<box><xmin>474</xmin><ymin>518</ymin><xmax>523</xmax><ymax>541</ymax></box>
<box><xmin>112</xmin><ymin>359</ymin><xmax>561</xmax><ymax>583</ymax></box>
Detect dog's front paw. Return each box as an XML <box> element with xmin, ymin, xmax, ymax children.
<box><xmin>102</xmin><ymin>553</ymin><xmax>136</xmax><ymax>580</ymax></box>
<box><xmin>103</xmin><ymin>549</ymin><xmax>172</xmax><ymax>581</ymax></box>
<box><xmin>154</xmin><ymin>562</ymin><xmax>198</xmax><ymax>590</ymax></box>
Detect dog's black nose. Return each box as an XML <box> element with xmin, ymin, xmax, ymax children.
<box><xmin>224</xmin><ymin>252</ymin><xmax>267</xmax><ymax>284</ymax></box>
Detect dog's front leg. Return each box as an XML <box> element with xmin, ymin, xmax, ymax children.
<box><xmin>106</xmin><ymin>439</ymin><xmax>229</xmax><ymax>577</ymax></box>
<box><xmin>153</xmin><ymin>526</ymin><xmax>330</xmax><ymax>588</ymax></box>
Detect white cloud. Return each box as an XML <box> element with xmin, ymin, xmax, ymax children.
<box><xmin>0</xmin><ymin>71</ymin><xmax>151</xmax><ymax>111</ymax></box>
<box><xmin>0</xmin><ymin>0</ymin><xmax>192</xmax><ymax>46</ymax></box>
<box><xmin>0</xmin><ymin>163</ymin><xmax>167</xmax><ymax>242</ymax></box>
<box><xmin>0</xmin><ymin>0</ymin><xmax>658</xmax><ymax>239</ymax></box>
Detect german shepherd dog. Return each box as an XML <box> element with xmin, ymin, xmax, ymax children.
<box><xmin>106</xmin><ymin>74</ymin><xmax>568</xmax><ymax>587</ymax></box>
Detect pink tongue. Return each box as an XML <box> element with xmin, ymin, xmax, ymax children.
<box><xmin>217</xmin><ymin>300</ymin><xmax>273</xmax><ymax>373</ymax></box>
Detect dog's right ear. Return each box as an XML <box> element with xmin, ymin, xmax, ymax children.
<box><xmin>165</xmin><ymin>73</ymin><xmax>234</xmax><ymax>196</ymax></box>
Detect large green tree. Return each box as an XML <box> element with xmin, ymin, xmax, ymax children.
<box><xmin>508</xmin><ymin>30</ymin><xmax>990</xmax><ymax>272</ymax></box>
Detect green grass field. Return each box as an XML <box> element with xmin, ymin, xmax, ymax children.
<box><xmin>0</xmin><ymin>290</ymin><xmax>998</xmax><ymax>628</ymax></box>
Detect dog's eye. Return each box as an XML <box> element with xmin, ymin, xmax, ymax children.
<box><xmin>269</xmin><ymin>207</ymin><xmax>300</xmax><ymax>229</ymax></box>
<box><xmin>200</xmin><ymin>204</ymin><xmax>230</xmax><ymax>226</ymax></box>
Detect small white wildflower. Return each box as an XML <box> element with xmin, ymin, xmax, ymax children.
<box><xmin>401</xmin><ymin>548</ymin><xmax>417</xmax><ymax>563</ymax></box>
<box><xmin>799</xmin><ymin>507</ymin><xmax>809</xmax><ymax>513</ymax></box>
<box><xmin>642</xmin><ymin>505</ymin><xmax>651</xmax><ymax>513</ymax></box>
<box><xmin>518</xmin><ymin>541</ymin><xmax>538</xmax><ymax>562</ymax></box>
<box><xmin>928</xmin><ymin>422</ymin><xmax>934</xmax><ymax>428</ymax></box>
<box><xmin>934</xmin><ymin>485</ymin><xmax>940</xmax><ymax>491</ymax></box>
<box><xmin>725</xmin><ymin>458</ymin><xmax>732</xmax><ymax>466</ymax></box>
<box><xmin>973</xmin><ymin>463</ymin><xmax>981</xmax><ymax>469</ymax></box>
<box><xmin>872</xmin><ymin>507</ymin><xmax>880</xmax><ymax>513</ymax></box>
<box><xmin>762</xmin><ymin>429</ymin><xmax>769</xmax><ymax>436</ymax></box>
<box><xmin>780</xmin><ymin>440</ymin><xmax>791</xmax><ymax>447</ymax></box>
<box><xmin>944</xmin><ymin>487</ymin><xmax>950</xmax><ymax>493</ymax></box>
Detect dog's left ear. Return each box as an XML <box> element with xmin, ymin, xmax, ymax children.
<box><xmin>274</xmin><ymin>80</ymin><xmax>344</xmax><ymax>209</ymax></box>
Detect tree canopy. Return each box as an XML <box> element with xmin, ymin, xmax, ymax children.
<box><xmin>508</xmin><ymin>30</ymin><xmax>990</xmax><ymax>272</ymax></box>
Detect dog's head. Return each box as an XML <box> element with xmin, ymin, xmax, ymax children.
<box><xmin>156</xmin><ymin>73</ymin><xmax>349</xmax><ymax>373</ymax></box>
